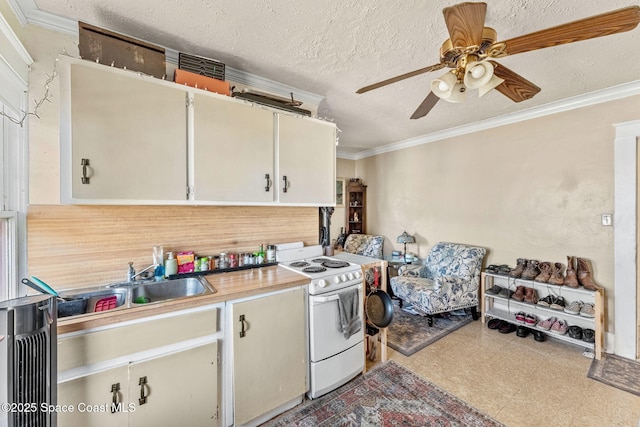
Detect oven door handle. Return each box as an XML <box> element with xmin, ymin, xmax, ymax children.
<box><xmin>312</xmin><ymin>284</ymin><xmax>362</xmax><ymax>304</ymax></box>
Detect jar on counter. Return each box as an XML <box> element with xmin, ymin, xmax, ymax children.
<box><xmin>200</xmin><ymin>256</ymin><xmax>210</xmax><ymax>272</ymax></box>
<box><xmin>219</xmin><ymin>252</ymin><xmax>229</xmax><ymax>269</ymax></box>
<box><xmin>266</xmin><ymin>245</ymin><xmax>276</xmax><ymax>263</ymax></box>
<box><xmin>211</xmin><ymin>255</ymin><xmax>220</xmax><ymax>270</ymax></box>
<box><xmin>229</xmin><ymin>253</ymin><xmax>238</xmax><ymax>268</ymax></box>
<box><xmin>194</xmin><ymin>256</ymin><xmax>201</xmax><ymax>272</ymax></box>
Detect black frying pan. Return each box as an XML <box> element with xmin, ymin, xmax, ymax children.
<box><xmin>365</xmin><ymin>288</ymin><xmax>394</xmax><ymax>328</ymax></box>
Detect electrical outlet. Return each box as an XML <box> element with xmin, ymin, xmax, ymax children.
<box><xmin>601</xmin><ymin>214</ymin><xmax>613</xmax><ymax>226</ymax></box>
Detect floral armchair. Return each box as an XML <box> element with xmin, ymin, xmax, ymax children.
<box><xmin>343</xmin><ymin>234</ymin><xmax>384</xmax><ymax>259</ymax></box>
<box><xmin>390</xmin><ymin>242</ymin><xmax>486</xmax><ymax>326</ymax></box>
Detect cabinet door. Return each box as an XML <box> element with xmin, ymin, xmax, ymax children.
<box><xmin>278</xmin><ymin>114</ymin><xmax>336</xmax><ymax>205</ymax></box>
<box><xmin>129</xmin><ymin>341</ymin><xmax>219</xmax><ymax>427</ymax></box>
<box><xmin>193</xmin><ymin>94</ymin><xmax>275</xmax><ymax>202</ymax></box>
<box><xmin>57</xmin><ymin>365</ymin><xmax>129</xmax><ymax>427</ymax></box>
<box><xmin>231</xmin><ymin>288</ymin><xmax>307</xmax><ymax>425</ymax></box>
<box><xmin>67</xmin><ymin>62</ymin><xmax>188</xmax><ymax>201</ymax></box>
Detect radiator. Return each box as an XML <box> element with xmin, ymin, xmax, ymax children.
<box><xmin>0</xmin><ymin>294</ymin><xmax>57</xmax><ymax>427</ymax></box>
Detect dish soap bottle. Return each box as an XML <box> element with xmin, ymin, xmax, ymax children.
<box><xmin>165</xmin><ymin>251</ymin><xmax>178</xmax><ymax>277</ymax></box>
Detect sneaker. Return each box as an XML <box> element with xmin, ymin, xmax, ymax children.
<box><xmin>537</xmin><ymin>295</ymin><xmax>553</xmax><ymax>308</ymax></box>
<box><xmin>537</xmin><ymin>317</ymin><xmax>557</xmax><ymax>331</ymax></box>
<box><xmin>485</xmin><ymin>285</ymin><xmax>503</xmax><ymax>295</ymax></box>
<box><xmin>564</xmin><ymin>300</ymin><xmax>583</xmax><ymax>315</ymax></box>
<box><xmin>568</xmin><ymin>325</ymin><xmax>583</xmax><ymax>340</ymax></box>
<box><xmin>582</xmin><ymin>328</ymin><xmax>595</xmax><ymax>343</ymax></box>
<box><xmin>514</xmin><ymin>311</ymin><xmax>526</xmax><ymax>323</ymax></box>
<box><xmin>550</xmin><ymin>319</ymin><xmax>568</xmax><ymax>335</ymax></box>
<box><xmin>550</xmin><ymin>296</ymin><xmax>566</xmax><ymax>311</ymax></box>
<box><xmin>580</xmin><ymin>303</ymin><xmax>595</xmax><ymax>318</ymax></box>
<box><xmin>524</xmin><ymin>314</ymin><xmax>538</xmax><ymax>327</ymax></box>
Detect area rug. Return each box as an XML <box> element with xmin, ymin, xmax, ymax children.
<box><xmin>387</xmin><ymin>301</ymin><xmax>472</xmax><ymax>356</ymax></box>
<box><xmin>260</xmin><ymin>360</ymin><xmax>504</xmax><ymax>426</ymax></box>
<box><xmin>588</xmin><ymin>353</ymin><xmax>640</xmax><ymax>397</ymax></box>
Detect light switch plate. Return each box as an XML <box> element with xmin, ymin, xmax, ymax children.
<box><xmin>601</xmin><ymin>214</ymin><xmax>613</xmax><ymax>226</ymax></box>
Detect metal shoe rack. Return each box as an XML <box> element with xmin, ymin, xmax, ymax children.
<box><xmin>480</xmin><ymin>272</ymin><xmax>604</xmax><ymax>359</ymax></box>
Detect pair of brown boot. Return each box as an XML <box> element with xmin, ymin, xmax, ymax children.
<box><xmin>533</xmin><ymin>261</ymin><xmax>565</xmax><ymax>285</ymax></box>
<box><xmin>565</xmin><ymin>256</ymin><xmax>599</xmax><ymax>290</ymax></box>
<box><xmin>509</xmin><ymin>258</ymin><xmax>538</xmax><ymax>279</ymax></box>
<box><xmin>511</xmin><ymin>285</ymin><xmax>538</xmax><ymax>304</ymax></box>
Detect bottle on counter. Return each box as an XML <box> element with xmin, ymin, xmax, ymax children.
<box><xmin>256</xmin><ymin>244</ymin><xmax>265</xmax><ymax>264</ymax></box>
<box><xmin>164</xmin><ymin>251</ymin><xmax>178</xmax><ymax>277</ymax></box>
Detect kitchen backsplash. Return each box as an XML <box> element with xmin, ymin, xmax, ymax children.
<box><xmin>27</xmin><ymin>205</ymin><xmax>318</xmax><ymax>289</ymax></box>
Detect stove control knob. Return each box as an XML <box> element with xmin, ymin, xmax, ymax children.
<box><xmin>354</xmin><ymin>271</ymin><xmax>361</xmax><ymax>279</ymax></box>
<box><xmin>347</xmin><ymin>272</ymin><xmax>354</xmax><ymax>280</ymax></box>
<box><xmin>318</xmin><ymin>279</ymin><xmax>327</xmax><ymax>288</ymax></box>
<box><xmin>333</xmin><ymin>276</ymin><xmax>341</xmax><ymax>284</ymax></box>
<box><xmin>341</xmin><ymin>274</ymin><xmax>347</xmax><ymax>282</ymax></box>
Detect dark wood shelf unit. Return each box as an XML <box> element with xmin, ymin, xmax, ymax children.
<box><xmin>346</xmin><ymin>180</ymin><xmax>367</xmax><ymax>235</ymax></box>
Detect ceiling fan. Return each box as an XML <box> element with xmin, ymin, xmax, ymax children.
<box><xmin>356</xmin><ymin>2</ymin><xmax>640</xmax><ymax>119</ymax></box>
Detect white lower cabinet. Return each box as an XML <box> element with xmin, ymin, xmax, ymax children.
<box><xmin>226</xmin><ymin>287</ymin><xmax>308</xmax><ymax>426</ymax></box>
<box><xmin>57</xmin><ymin>305</ymin><xmax>222</xmax><ymax>426</ymax></box>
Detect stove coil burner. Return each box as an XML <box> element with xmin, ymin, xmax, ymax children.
<box><xmin>322</xmin><ymin>260</ymin><xmax>350</xmax><ymax>269</ymax></box>
<box><xmin>311</xmin><ymin>258</ymin><xmax>330</xmax><ymax>263</ymax></box>
<box><xmin>290</xmin><ymin>261</ymin><xmax>310</xmax><ymax>268</ymax></box>
<box><xmin>303</xmin><ymin>266</ymin><xmax>327</xmax><ymax>273</ymax></box>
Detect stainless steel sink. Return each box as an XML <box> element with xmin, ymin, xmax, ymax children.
<box><xmin>131</xmin><ymin>277</ymin><xmax>214</xmax><ymax>304</ymax></box>
<box><xmin>56</xmin><ymin>276</ymin><xmax>215</xmax><ymax>318</ymax></box>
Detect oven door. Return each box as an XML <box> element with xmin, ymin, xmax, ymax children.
<box><xmin>309</xmin><ymin>283</ymin><xmax>363</xmax><ymax>362</ymax></box>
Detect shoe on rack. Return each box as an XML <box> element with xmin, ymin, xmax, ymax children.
<box><xmin>582</xmin><ymin>328</ymin><xmax>595</xmax><ymax>343</ymax></box>
<box><xmin>534</xmin><ymin>261</ymin><xmax>552</xmax><ymax>283</ymax></box>
<box><xmin>498</xmin><ymin>288</ymin><xmax>514</xmax><ymax>299</ymax></box>
<box><xmin>550</xmin><ymin>296</ymin><xmax>566</xmax><ymax>311</ymax></box>
<box><xmin>564</xmin><ymin>300</ymin><xmax>583</xmax><ymax>315</ymax></box>
<box><xmin>537</xmin><ymin>317</ymin><xmax>557</xmax><ymax>331</ymax></box>
<box><xmin>509</xmin><ymin>258</ymin><xmax>527</xmax><ymax>278</ymax></box>
<box><xmin>516</xmin><ymin>325</ymin><xmax>530</xmax><ymax>338</ymax></box>
<box><xmin>565</xmin><ymin>256</ymin><xmax>579</xmax><ymax>288</ymax></box>
<box><xmin>511</xmin><ymin>285</ymin><xmax>526</xmax><ymax>302</ymax></box>
<box><xmin>524</xmin><ymin>314</ymin><xmax>538</xmax><ymax>327</ymax></box>
<box><xmin>548</xmin><ymin>262</ymin><xmax>565</xmax><ymax>286</ymax></box>
<box><xmin>521</xmin><ymin>260</ymin><xmax>540</xmax><ymax>280</ymax></box>
<box><xmin>577</xmin><ymin>257</ymin><xmax>600</xmax><ymax>290</ymax></box>
<box><xmin>537</xmin><ymin>295</ymin><xmax>553</xmax><ymax>308</ymax></box>
<box><xmin>514</xmin><ymin>311</ymin><xmax>526</xmax><ymax>323</ymax></box>
<box><xmin>580</xmin><ymin>303</ymin><xmax>595</xmax><ymax>318</ymax></box>
<box><xmin>568</xmin><ymin>325</ymin><xmax>583</xmax><ymax>340</ymax></box>
<box><xmin>499</xmin><ymin>322</ymin><xmax>517</xmax><ymax>334</ymax></box>
<box><xmin>485</xmin><ymin>285</ymin><xmax>503</xmax><ymax>295</ymax></box>
<box><xmin>487</xmin><ymin>318</ymin><xmax>503</xmax><ymax>330</ymax></box>
<box><xmin>550</xmin><ymin>319</ymin><xmax>569</xmax><ymax>335</ymax></box>
<box><xmin>531</xmin><ymin>329</ymin><xmax>546</xmax><ymax>342</ymax></box>
<box><xmin>496</xmin><ymin>265</ymin><xmax>512</xmax><ymax>275</ymax></box>
<box><xmin>485</xmin><ymin>265</ymin><xmax>499</xmax><ymax>274</ymax></box>
<box><xmin>524</xmin><ymin>287</ymin><xmax>539</xmax><ymax>304</ymax></box>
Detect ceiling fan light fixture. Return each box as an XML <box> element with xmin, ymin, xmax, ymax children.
<box><xmin>478</xmin><ymin>75</ymin><xmax>505</xmax><ymax>97</ymax></box>
<box><xmin>445</xmin><ymin>83</ymin><xmax>467</xmax><ymax>103</ymax></box>
<box><xmin>431</xmin><ymin>71</ymin><xmax>458</xmax><ymax>100</ymax></box>
<box><xmin>463</xmin><ymin>61</ymin><xmax>494</xmax><ymax>89</ymax></box>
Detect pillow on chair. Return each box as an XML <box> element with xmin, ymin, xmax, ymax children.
<box><xmin>343</xmin><ymin>234</ymin><xmax>384</xmax><ymax>259</ymax></box>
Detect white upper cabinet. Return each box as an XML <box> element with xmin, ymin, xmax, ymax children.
<box><xmin>60</xmin><ymin>58</ymin><xmax>188</xmax><ymax>204</ymax></box>
<box><xmin>278</xmin><ymin>114</ymin><xmax>336</xmax><ymax>205</ymax></box>
<box><xmin>193</xmin><ymin>94</ymin><xmax>275</xmax><ymax>203</ymax></box>
<box><xmin>59</xmin><ymin>57</ymin><xmax>336</xmax><ymax>206</ymax></box>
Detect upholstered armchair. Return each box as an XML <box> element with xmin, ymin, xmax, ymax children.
<box><xmin>390</xmin><ymin>242</ymin><xmax>486</xmax><ymax>326</ymax></box>
<box><xmin>343</xmin><ymin>234</ymin><xmax>384</xmax><ymax>259</ymax></box>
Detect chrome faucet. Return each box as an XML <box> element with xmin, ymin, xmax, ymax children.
<box><xmin>127</xmin><ymin>262</ymin><xmax>158</xmax><ymax>283</ymax></box>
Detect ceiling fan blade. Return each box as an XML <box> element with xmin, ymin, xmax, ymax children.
<box><xmin>443</xmin><ymin>2</ymin><xmax>487</xmax><ymax>49</ymax></box>
<box><xmin>410</xmin><ymin>92</ymin><xmax>440</xmax><ymax>119</ymax></box>
<box><xmin>489</xmin><ymin>61</ymin><xmax>541</xmax><ymax>102</ymax></box>
<box><xmin>500</xmin><ymin>6</ymin><xmax>640</xmax><ymax>56</ymax></box>
<box><xmin>356</xmin><ymin>63</ymin><xmax>446</xmax><ymax>94</ymax></box>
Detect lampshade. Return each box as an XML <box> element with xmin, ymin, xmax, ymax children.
<box><xmin>478</xmin><ymin>75</ymin><xmax>505</xmax><ymax>97</ymax></box>
<box><xmin>431</xmin><ymin>71</ymin><xmax>457</xmax><ymax>99</ymax></box>
<box><xmin>446</xmin><ymin>83</ymin><xmax>466</xmax><ymax>103</ymax></box>
<box><xmin>396</xmin><ymin>231</ymin><xmax>416</xmax><ymax>244</ymax></box>
<box><xmin>463</xmin><ymin>61</ymin><xmax>494</xmax><ymax>89</ymax></box>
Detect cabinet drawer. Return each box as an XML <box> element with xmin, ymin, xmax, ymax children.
<box><xmin>59</xmin><ymin>307</ymin><xmax>217</xmax><ymax>372</ymax></box>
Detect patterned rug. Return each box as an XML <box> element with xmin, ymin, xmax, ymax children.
<box><xmin>588</xmin><ymin>353</ymin><xmax>640</xmax><ymax>396</ymax></box>
<box><xmin>260</xmin><ymin>360</ymin><xmax>504</xmax><ymax>426</ymax></box>
<box><xmin>387</xmin><ymin>300</ymin><xmax>472</xmax><ymax>356</ymax></box>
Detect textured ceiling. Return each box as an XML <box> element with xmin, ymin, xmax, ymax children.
<box><xmin>28</xmin><ymin>0</ymin><xmax>640</xmax><ymax>155</ymax></box>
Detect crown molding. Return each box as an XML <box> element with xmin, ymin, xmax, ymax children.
<box><xmin>343</xmin><ymin>80</ymin><xmax>640</xmax><ymax>160</ymax></box>
<box><xmin>12</xmin><ymin>0</ymin><xmax>324</xmax><ymax>106</ymax></box>
<box><xmin>1</xmin><ymin>1</ymin><xmax>33</xmax><ymax>67</ymax></box>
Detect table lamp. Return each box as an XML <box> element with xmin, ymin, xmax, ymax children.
<box><xmin>396</xmin><ymin>231</ymin><xmax>416</xmax><ymax>263</ymax></box>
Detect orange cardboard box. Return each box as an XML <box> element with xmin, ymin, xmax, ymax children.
<box><xmin>174</xmin><ymin>69</ymin><xmax>230</xmax><ymax>96</ymax></box>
